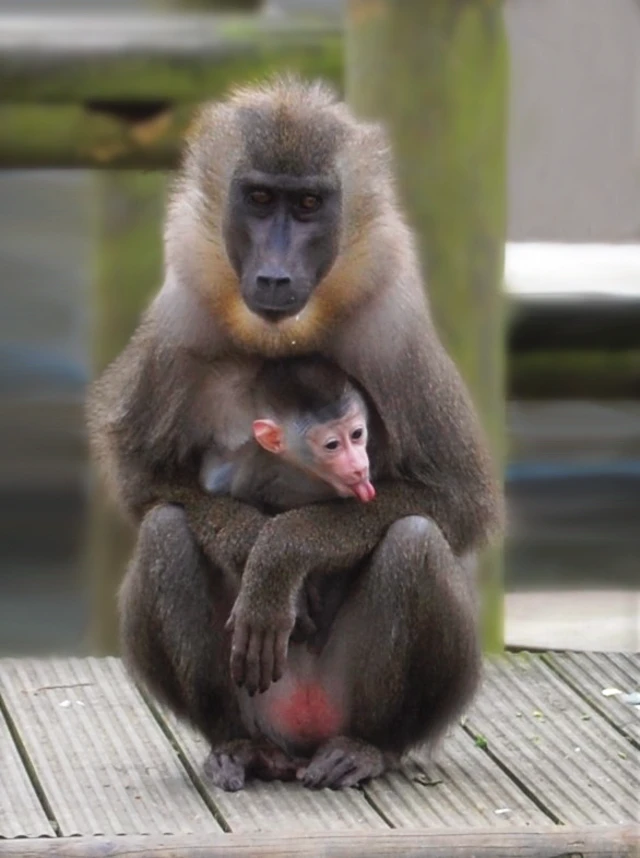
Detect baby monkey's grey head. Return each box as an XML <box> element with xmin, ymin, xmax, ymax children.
<box><xmin>253</xmin><ymin>357</ymin><xmax>375</xmax><ymax>502</ymax></box>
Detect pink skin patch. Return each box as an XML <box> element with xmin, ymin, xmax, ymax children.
<box><xmin>269</xmin><ymin>682</ymin><xmax>343</xmax><ymax>743</ymax></box>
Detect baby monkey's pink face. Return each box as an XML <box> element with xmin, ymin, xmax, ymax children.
<box><xmin>303</xmin><ymin>407</ymin><xmax>375</xmax><ymax>502</ymax></box>
<box><xmin>252</xmin><ymin>403</ymin><xmax>376</xmax><ymax>502</ymax></box>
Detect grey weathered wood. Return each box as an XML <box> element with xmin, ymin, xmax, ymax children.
<box><xmin>0</xmin><ymin>13</ymin><xmax>342</xmax><ymax>102</ymax></box>
<box><xmin>465</xmin><ymin>653</ymin><xmax>640</xmax><ymax>825</ymax></box>
<box><xmin>363</xmin><ymin>726</ymin><xmax>552</xmax><ymax>828</ymax></box>
<box><xmin>0</xmin><ymin>825</ymin><xmax>637</xmax><ymax>858</ymax></box>
<box><xmin>0</xmin><ymin>658</ymin><xmax>222</xmax><ymax>836</ymax></box>
<box><xmin>1</xmin><ymin>654</ymin><xmax>636</xmax><ymax>849</ymax></box>
<box><xmin>543</xmin><ymin>651</ymin><xmax>640</xmax><ymax>746</ymax></box>
<box><xmin>155</xmin><ymin>708</ymin><xmax>389</xmax><ymax>833</ymax></box>
<box><xmin>0</xmin><ymin>705</ymin><xmax>55</xmax><ymax>838</ymax></box>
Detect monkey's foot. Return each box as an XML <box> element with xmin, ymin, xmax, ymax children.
<box><xmin>299</xmin><ymin>736</ymin><xmax>386</xmax><ymax>789</ymax></box>
<box><xmin>204</xmin><ymin>739</ymin><xmax>303</xmax><ymax>791</ymax></box>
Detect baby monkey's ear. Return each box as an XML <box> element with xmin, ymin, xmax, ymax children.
<box><xmin>252</xmin><ymin>419</ymin><xmax>285</xmax><ymax>454</ymax></box>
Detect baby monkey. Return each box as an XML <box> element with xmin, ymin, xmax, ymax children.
<box><xmin>200</xmin><ymin>357</ymin><xmax>376</xmax><ymax>512</ymax></box>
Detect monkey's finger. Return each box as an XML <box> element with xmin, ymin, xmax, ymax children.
<box><xmin>301</xmin><ymin>750</ymin><xmax>339</xmax><ymax>789</ymax></box>
<box><xmin>307</xmin><ymin>581</ymin><xmax>322</xmax><ymax>616</ymax></box>
<box><xmin>304</xmin><ymin>750</ymin><xmax>355</xmax><ymax>790</ymax></box>
<box><xmin>244</xmin><ymin>630</ymin><xmax>262</xmax><ymax>696</ymax></box>
<box><xmin>337</xmin><ymin>766</ymin><xmax>372</xmax><ymax>789</ymax></box>
<box><xmin>325</xmin><ymin>756</ymin><xmax>358</xmax><ymax>790</ymax></box>
<box><xmin>296</xmin><ymin>612</ymin><xmax>317</xmax><ymax>639</ymax></box>
<box><xmin>273</xmin><ymin>629</ymin><xmax>290</xmax><ymax>683</ymax></box>
<box><xmin>203</xmin><ymin>752</ymin><xmax>245</xmax><ymax>792</ymax></box>
<box><xmin>230</xmin><ymin>624</ymin><xmax>250</xmax><ymax>686</ymax></box>
<box><xmin>259</xmin><ymin>630</ymin><xmax>275</xmax><ymax>694</ymax></box>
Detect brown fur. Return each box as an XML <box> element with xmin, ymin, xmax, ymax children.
<box><xmin>88</xmin><ymin>76</ymin><xmax>502</xmax><ymax>791</ymax></box>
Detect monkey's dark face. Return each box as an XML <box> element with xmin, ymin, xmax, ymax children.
<box><xmin>223</xmin><ymin>171</ymin><xmax>341</xmax><ymax>323</ymax></box>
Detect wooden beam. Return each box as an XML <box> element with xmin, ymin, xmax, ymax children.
<box><xmin>0</xmin><ymin>104</ymin><xmax>192</xmax><ymax>168</ymax></box>
<box><xmin>1</xmin><ymin>825</ymin><xmax>637</xmax><ymax>857</ymax></box>
<box><xmin>0</xmin><ymin>13</ymin><xmax>342</xmax><ymax>102</ymax></box>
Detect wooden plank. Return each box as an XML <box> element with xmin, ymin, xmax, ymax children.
<box><xmin>0</xmin><ymin>13</ymin><xmax>342</xmax><ymax>102</ymax></box>
<box><xmin>0</xmin><ymin>705</ymin><xmax>55</xmax><ymax>838</ymax></box>
<box><xmin>362</xmin><ymin>725</ymin><xmax>553</xmax><ymax>828</ymax></box>
<box><xmin>464</xmin><ymin>653</ymin><xmax>640</xmax><ymax>825</ymax></box>
<box><xmin>0</xmin><ymin>658</ymin><xmax>222</xmax><ymax>836</ymax></box>
<box><xmin>0</xmin><ymin>825</ymin><xmax>638</xmax><ymax>858</ymax></box>
<box><xmin>157</xmin><ymin>710</ymin><xmax>389</xmax><ymax>833</ymax></box>
<box><xmin>544</xmin><ymin>651</ymin><xmax>640</xmax><ymax>746</ymax></box>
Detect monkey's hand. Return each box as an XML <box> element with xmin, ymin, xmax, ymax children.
<box><xmin>226</xmin><ymin>585</ymin><xmax>299</xmax><ymax>696</ymax></box>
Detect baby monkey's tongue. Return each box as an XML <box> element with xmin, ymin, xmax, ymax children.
<box><xmin>353</xmin><ymin>480</ymin><xmax>376</xmax><ymax>503</ymax></box>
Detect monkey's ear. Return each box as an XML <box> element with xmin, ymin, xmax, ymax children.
<box><xmin>253</xmin><ymin>419</ymin><xmax>285</xmax><ymax>454</ymax></box>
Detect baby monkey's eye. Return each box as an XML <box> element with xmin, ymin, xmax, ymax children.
<box><xmin>248</xmin><ymin>189</ymin><xmax>273</xmax><ymax>206</ymax></box>
<box><xmin>351</xmin><ymin>427</ymin><xmax>364</xmax><ymax>441</ymax></box>
<box><xmin>324</xmin><ymin>439</ymin><xmax>340</xmax><ymax>451</ymax></box>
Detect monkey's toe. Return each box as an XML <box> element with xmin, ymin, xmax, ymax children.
<box><xmin>301</xmin><ymin>737</ymin><xmax>385</xmax><ymax>789</ymax></box>
<box><xmin>203</xmin><ymin>748</ymin><xmax>247</xmax><ymax>792</ymax></box>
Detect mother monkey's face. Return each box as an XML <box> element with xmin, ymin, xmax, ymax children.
<box><xmin>170</xmin><ymin>81</ymin><xmax>393</xmax><ymax>356</ymax></box>
<box><xmin>223</xmin><ymin>166</ymin><xmax>342</xmax><ymax>324</ymax></box>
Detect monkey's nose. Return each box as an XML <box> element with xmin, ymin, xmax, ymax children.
<box><xmin>256</xmin><ymin>274</ymin><xmax>292</xmax><ymax>292</ymax></box>
<box><xmin>254</xmin><ymin>273</ymin><xmax>295</xmax><ymax>313</ymax></box>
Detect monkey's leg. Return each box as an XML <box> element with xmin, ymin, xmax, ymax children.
<box><xmin>119</xmin><ymin>504</ymin><xmax>244</xmax><ymax>749</ymax></box>
<box><xmin>301</xmin><ymin>515</ymin><xmax>480</xmax><ymax>790</ymax></box>
<box><xmin>120</xmin><ymin>504</ymin><xmax>306</xmax><ymax>791</ymax></box>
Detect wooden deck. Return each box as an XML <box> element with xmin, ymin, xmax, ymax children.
<box><xmin>0</xmin><ymin>652</ymin><xmax>638</xmax><ymax>857</ymax></box>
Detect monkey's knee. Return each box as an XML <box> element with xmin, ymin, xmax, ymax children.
<box><xmin>385</xmin><ymin>514</ymin><xmax>433</xmax><ymax>544</ymax></box>
<box><xmin>136</xmin><ymin>503</ymin><xmax>198</xmax><ymax>566</ymax></box>
<box><xmin>120</xmin><ymin>503</ymin><xmax>198</xmax><ymax>627</ymax></box>
<box><xmin>376</xmin><ymin>515</ymin><xmax>443</xmax><ymax>577</ymax></box>
<box><xmin>140</xmin><ymin>503</ymin><xmax>189</xmax><ymax>543</ymax></box>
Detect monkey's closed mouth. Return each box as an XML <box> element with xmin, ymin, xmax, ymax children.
<box><xmin>259</xmin><ymin>309</ymin><xmax>292</xmax><ymax>324</ymax></box>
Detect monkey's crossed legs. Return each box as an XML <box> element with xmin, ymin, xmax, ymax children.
<box><xmin>120</xmin><ymin>505</ymin><xmax>480</xmax><ymax>791</ymax></box>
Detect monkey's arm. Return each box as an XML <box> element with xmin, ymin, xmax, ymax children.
<box><xmin>163</xmin><ymin>487</ymin><xmax>267</xmax><ymax>578</ymax></box>
<box><xmin>87</xmin><ymin>331</ymin><xmax>269</xmax><ymax>578</ymax></box>
<box><xmin>228</xmin><ymin>479</ymin><xmax>472</xmax><ymax>694</ymax></box>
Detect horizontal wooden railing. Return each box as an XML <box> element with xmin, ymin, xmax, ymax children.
<box><xmin>0</xmin><ymin>12</ymin><xmax>342</xmax><ymax>167</ymax></box>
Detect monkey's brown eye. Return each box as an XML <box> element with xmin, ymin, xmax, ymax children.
<box><xmin>248</xmin><ymin>189</ymin><xmax>273</xmax><ymax>206</ymax></box>
<box><xmin>299</xmin><ymin>194</ymin><xmax>322</xmax><ymax>212</ymax></box>
<box><xmin>351</xmin><ymin>428</ymin><xmax>364</xmax><ymax>441</ymax></box>
<box><xmin>324</xmin><ymin>439</ymin><xmax>340</xmax><ymax>451</ymax></box>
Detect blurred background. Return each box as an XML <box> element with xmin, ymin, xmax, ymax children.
<box><xmin>0</xmin><ymin>0</ymin><xmax>638</xmax><ymax>656</ymax></box>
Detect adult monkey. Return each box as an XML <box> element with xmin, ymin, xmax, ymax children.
<box><xmin>88</xmin><ymin>77</ymin><xmax>502</xmax><ymax>791</ymax></box>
